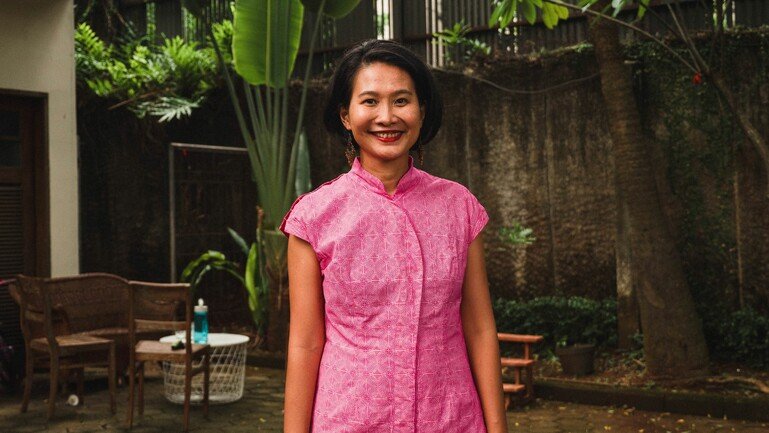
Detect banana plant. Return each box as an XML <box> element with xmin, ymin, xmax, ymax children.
<box><xmin>183</xmin><ymin>0</ymin><xmax>361</xmax><ymax>350</ymax></box>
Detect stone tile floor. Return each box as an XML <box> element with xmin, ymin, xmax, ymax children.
<box><xmin>1</xmin><ymin>366</ymin><xmax>767</xmax><ymax>432</ymax></box>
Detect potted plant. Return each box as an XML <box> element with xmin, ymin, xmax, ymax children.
<box><xmin>555</xmin><ymin>337</ymin><xmax>595</xmax><ymax>376</ymax></box>
<box><xmin>552</xmin><ymin>302</ymin><xmax>609</xmax><ymax>376</ymax></box>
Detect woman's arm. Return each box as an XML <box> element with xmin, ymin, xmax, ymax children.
<box><xmin>461</xmin><ymin>234</ymin><xmax>508</xmax><ymax>433</ymax></box>
<box><xmin>283</xmin><ymin>235</ymin><xmax>326</xmax><ymax>433</ymax></box>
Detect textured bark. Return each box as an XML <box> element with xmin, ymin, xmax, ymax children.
<box><xmin>265</xmin><ymin>267</ymin><xmax>289</xmax><ymax>354</ymax></box>
<box><xmin>615</xmin><ymin>196</ymin><xmax>640</xmax><ymax>349</ymax></box>
<box><xmin>588</xmin><ymin>3</ymin><xmax>709</xmax><ymax>377</ymax></box>
<box><xmin>264</xmin><ymin>232</ymin><xmax>290</xmax><ymax>355</ymax></box>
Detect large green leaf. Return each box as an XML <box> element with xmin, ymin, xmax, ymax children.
<box><xmin>521</xmin><ymin>0</ymin><xmax>537</xmax><ymax>24</ymax></box>
<box><xmin>233</xmin><ymin>0</ymin><xmax>305</xmax><ymax>88</ymax></box>
<box><xmin>245</xmin><ymin>243</ymin><xmax>258</xmax><ymax>304</ymax></box>
<box><xmin>637</xmin><ymin>0</ymin><xmax>650</xmax><ymax>19</ymax></box>
<box><xmin>227</xmin><ymin>227</ymin><xmax>251</xmax><ymax>257</ymax></box>
<box><xmin>301</xmin><ymin>0</ymin><xmax>361</xmax><ymax>18</ymax></box>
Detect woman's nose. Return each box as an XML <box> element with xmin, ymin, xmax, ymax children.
<box><xmin>375</xmin><ymin>104</ymin><xmax>397</xmax><ymax>124</ymax></box>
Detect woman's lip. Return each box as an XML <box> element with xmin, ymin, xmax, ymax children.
<box><xmin>371</xmin><ymin>131</ymin><xmax>404</xmax><ymax>142</ymax></box>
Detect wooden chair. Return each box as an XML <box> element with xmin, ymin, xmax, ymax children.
<box><xmin>498</xmin><ymin>333</ymin><xmax>543</xmax><ymax>409</ymax></box>
<box><xmin>126</xmin><ymin>281</ymin><xmax>210</xmax><ymax>432</ymax></box>
<box><xmin>13</xmin><ymin>275</ymin><xmax>116</xmax><ymax>419</ymax></box>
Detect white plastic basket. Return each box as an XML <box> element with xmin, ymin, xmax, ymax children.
<box><xmin>159</xmin><ymin>333</ymin><xmax>250</xmax><ymax>404</ymax></box>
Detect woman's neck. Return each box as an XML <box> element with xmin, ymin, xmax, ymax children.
<box><xmin>358</xmin><ymin>154</ymin><xmax>410</xmax><ymax>195</ymax></box>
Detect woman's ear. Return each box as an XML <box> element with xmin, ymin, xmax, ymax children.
<box><xmin>340</xmin><ymin>107</ymin><xmax>351</xmax><ymax>130</ymax></box>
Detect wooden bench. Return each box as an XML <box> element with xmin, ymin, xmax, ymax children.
<box><xmin>498</xmin><ymin>333</ymin><xmax>543</xmax><ymax>408</ymax></box>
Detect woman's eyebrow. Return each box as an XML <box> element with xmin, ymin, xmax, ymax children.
<box><xmin>357</xmin><ymin>89</ymin><xmax>414</xmax><ymax>97</ymax></box>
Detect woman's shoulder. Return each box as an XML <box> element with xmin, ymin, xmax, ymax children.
<box><xmin>418</xmin><ymin>169</ymin><xmax>477</xmax><ymax>199</ymax></box>
<box><xmin>292</xmin><ymin>172</ymin><xmax>349</xmax><ymax>204</ymax></box>
<box><xmin>279</xmin><ymin>173</ymin><xmax>349</xmax><ymax>240</ymax></box>
<box><xmin>283</xmin><ymin>171</ymin><xmax>354</xmax><ymax>224</ymax></box>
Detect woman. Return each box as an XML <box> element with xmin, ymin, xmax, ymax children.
<box><xmin>281</xmin><ymin>39</ymin><xmax>507</xmax><ymax>433</ymax></box>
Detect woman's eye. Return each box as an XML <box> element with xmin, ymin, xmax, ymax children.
<box><xmin>362</xmin><ymin>99</ymin><xmax>377</xmax><ymax>105</ymax></box>
<box><xmin>395</xmin><ymin>98</ymin><xmax>409</xmax><ymax>105</ymax></box>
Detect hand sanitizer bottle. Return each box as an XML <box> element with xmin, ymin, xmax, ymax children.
<box><xmin>193</xmin><ymin>298</ymin><xmax>208</xmax><ymax>344</ymax></box>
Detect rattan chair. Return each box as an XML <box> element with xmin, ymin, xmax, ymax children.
<box><xmin>126</xmin><ymin>281</ymin><xmax>210</xmax><ymax>432</ymax></box>
<box><xmin>13</xmin><ymin>275</ymin><xmax>116</xmax><ymax>419</ymax></box>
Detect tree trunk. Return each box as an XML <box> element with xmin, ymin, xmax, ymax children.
<box><xmin>589</xmin><ymin>2</ymin><xmax>709</xmax><ymax>377</ymax></box>
<box><xmin>266</xmin><ymin>267</ymin><xmax>289</xmax><ymax>354</ymax></box>
<box><xmin>616</xmin><ymin>194</ymin><xmax>640</xmax><ymax>349</ymax></box>
<box><xmin>263</xmin><ymin>230</ymin><xmax>290</xmax><ymax>354</ymax></box>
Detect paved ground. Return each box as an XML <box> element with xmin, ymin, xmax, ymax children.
<box><xmin>1</xmin><ymin>366</ymin><xmax>767</xmax><ymax>432</ymax></box>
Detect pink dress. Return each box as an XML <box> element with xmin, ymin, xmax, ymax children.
<box><xmin>280</xmin><ymin>157</ymin><xmax>489</xmax><ymax>433</ymax></box>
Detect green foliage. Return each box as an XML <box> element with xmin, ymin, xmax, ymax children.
<box><xmin>433</xmin><ymin>20</ymin><xmax>491</xmax><ymax>64</ymax></box>
<box><xmin>197</xmin><ymin>0</ymin><xmax>357</xmax><ymax>232</ymax></box>
<box><xmin>232</xmin><ymin>0</ymin><xmax>305</xmax><ymax>87</ymax></box>
<box><xmin>493</xmin><ymin>296</ymin><xmax>618</xmax><ymax>353</ymax></box>
<box><xmin>498</xmin><ymin>222</ymin><xmax>536</xmax><ymax>245</ymax></box>
<box><xmin>577</xmin><ymin>0</ymin><xmax>650</xmax><ymax>20</ymax></box>
<box><xmin>212</xmin><ymin>20</ymin><xmax>234</xmax><ymax>66</ymax></box>
<box><xmin>75</xmin><ymin>22</ymin><xmax>225</xmax><ymax>122</ymax></box>
<box><xmin>180</xmin><ymin>228</ymin><xmax>269</xmax><ymax>334</ymax></box>
<box><xmin>180</xmin><ymin>250</ymin><xmax>243</xmax><ymax>292</ymax></box>
<box><xmin>488</xmin><ymin>0</ymin><xmax>651</xmax><ymax>38</ymax></box>
<box><xmin>709</xmin><ymin>308</ymin><xmax>769</xmax><ymax>368</ymax></box>
<box><xmin>489</xmin><ymin>0</ymin><xmax>569</xmax><ymax>30</ymax></box>
<box><xmin>302</xmin><ymin>0</ymin><xmax>362</xmax><ymax>19</ymax></box>
<box><xmin>626</xmin><ymin>32</ymin><xmax>769</xmax><ymax>367</ymax></box>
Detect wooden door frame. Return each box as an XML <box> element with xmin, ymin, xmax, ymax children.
<box><xmin>0</xmin><ymin>88</ymin><xmax>50</xmax><ymax>277</ymax></box>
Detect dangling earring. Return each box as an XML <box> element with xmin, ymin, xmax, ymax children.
<box><xmin>416</xmin><ymin>139</ymin><xmax>425</xmax><ymax>166</ymax></box>
<box><xmin>345</xmin><ymin>130</ymin><xmax>357</xmax><ymax>167</ymax></box>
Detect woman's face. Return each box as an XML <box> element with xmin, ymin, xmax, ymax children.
<box><xmin>340</xmin><ymin>62</ymin><xmax>424</xmax><ymax>164</ymax></box>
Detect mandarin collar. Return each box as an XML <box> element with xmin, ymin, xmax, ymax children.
<box><xmin>350</xmin><ymin>156</ymin><xmax>420</xmax><ymax>197</ymax></box>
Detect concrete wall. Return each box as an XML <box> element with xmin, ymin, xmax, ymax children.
<box><xmin>303</xmin><ymin>53</ymin><xmax>618</xmax><ymax>300</ymax></box>
<box><xmin>0</xmin><ymin>0</ymin><xmax>78</xmax><ymax>276</ymax></box>
<box><xmin>76</xmin><ymin>34</ymin><xmax>769</xmax><ymax>311</ymax></box>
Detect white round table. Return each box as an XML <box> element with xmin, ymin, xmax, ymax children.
<box><xmin>159</xmin><ymin>333</ymin><xmax>250</xmax><ymax>404</ymax></box>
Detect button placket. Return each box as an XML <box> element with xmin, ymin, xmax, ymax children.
<box><xmin>392</xmin><ymin>197</ymin><xmax>425</xmax><ymax>429</ymax></box>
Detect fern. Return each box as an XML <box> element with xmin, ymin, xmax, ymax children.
<box><xmin>132</xmin><ymin>95</ymin><xmax>202</xmax><ymax>123</ymax></box>
<box><xmin>75</xmin><ymin>22</ymin><xmax>226</xmax><ymax>122</ymax></box>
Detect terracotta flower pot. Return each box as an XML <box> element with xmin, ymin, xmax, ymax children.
<box><xmin>555</xmin><ymin>343</ymin><xmax>595</xmax><ymax>376</ymax></box>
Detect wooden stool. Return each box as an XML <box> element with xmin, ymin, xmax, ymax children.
<box><xmin>498</xmin><ymin>333</ymin><xmax>543</xmax><ymax>409</ymax></box>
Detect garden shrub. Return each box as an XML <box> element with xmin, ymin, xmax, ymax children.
<box><xmin>493</xmin><ymin>296</ymin><xmax>769</xmax><ymax>368</ymax></box>
<box><xmin>703</xmin><ymin>308</ymin><xmax>769</xmax><ymax>368</ymax></box>
<box><xmin>493</xmin><ymin>296</ymin><xmax>617</xmax><ymax>354</ymax></box>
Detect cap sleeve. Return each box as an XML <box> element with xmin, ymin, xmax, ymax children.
<box><xmin>467</xmin><ymin>191</ymin><xmax>489</xmax><ymax>243</ymax></box>
<box><xmin>279</xmin><ymin>194</ymin><xmax>314</xmax><ymax>247</ymax></box>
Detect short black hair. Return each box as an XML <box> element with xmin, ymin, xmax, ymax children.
<box><xmin>323</xmin><ymin>39</ymin><xmax>443</xmax><ymax>147</ymax></box>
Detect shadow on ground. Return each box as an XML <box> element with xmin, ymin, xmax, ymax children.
<box><xmin>0</xmin><ymin>366</ymin><xmax>767</xmax><ymax>432</ymax></box>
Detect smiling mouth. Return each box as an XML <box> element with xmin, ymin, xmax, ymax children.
<box><xmin>371</xmin><ymin>131</ymin><xmax>404</xmax><ymax>141</ymax></box>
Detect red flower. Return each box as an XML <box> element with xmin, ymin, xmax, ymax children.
<box><xmin>692</xmin><ymin>72</ymin><xmax>703</xmax><ymax>85</ymax></box>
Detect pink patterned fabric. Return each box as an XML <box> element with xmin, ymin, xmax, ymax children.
<box><xmin>280</xmin><ymin>156</ymin><xmax>489</xmax><ymax>433</ymax></box>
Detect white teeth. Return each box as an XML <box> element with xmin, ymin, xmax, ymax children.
<box><xmin>374</xmin><ymin>132</ymin><xmax>402</xmax><ymax>138</ymax></box>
